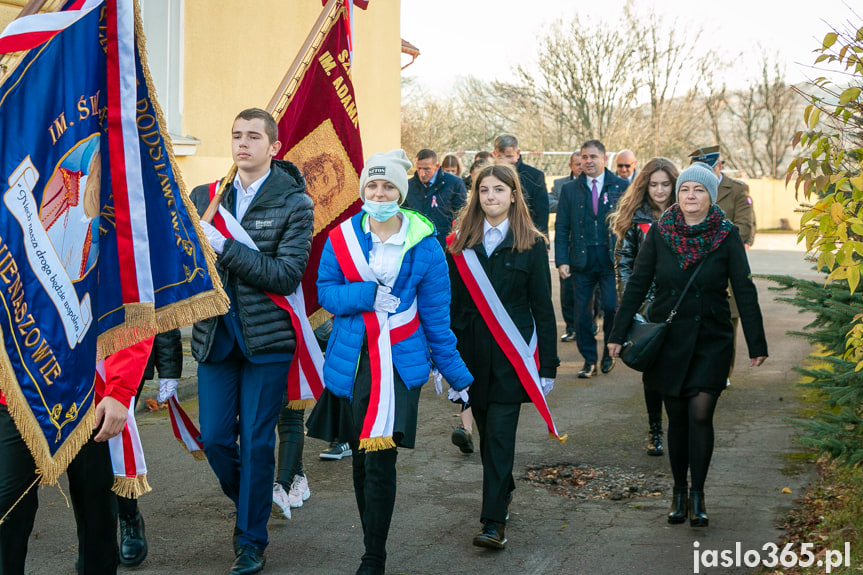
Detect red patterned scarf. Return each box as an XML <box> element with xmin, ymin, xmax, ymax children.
<box><xmin>657</xmin><ymin>204</ymin><xmax>732</xmax><ymax>269</ymax></box>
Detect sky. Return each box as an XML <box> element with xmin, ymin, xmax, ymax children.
<box><xmin>400</xmin><ymin>0</ymin><xmax>855</xmax><ymax>95</ymax></box>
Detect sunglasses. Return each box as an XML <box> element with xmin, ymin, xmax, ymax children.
<box><xmin>617</xmin><ymin>163</ymin><xmax>633</xmax><ymax>168</ymax></box>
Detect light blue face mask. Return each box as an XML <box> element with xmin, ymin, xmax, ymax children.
<box><xmin>362</xmin><ymin>199</ymin><xmax>401</xmax><ymax>222</ymax></box>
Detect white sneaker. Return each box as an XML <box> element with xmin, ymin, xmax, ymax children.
<box><xmin>271</xmin><ymin>482</ymin><xmax>291</xmax><ymax>519</ymax></box>
<box><xmin>288</xmin><ymin>474</ymin><xmax>311</xmax><ymax>508</ymax></box>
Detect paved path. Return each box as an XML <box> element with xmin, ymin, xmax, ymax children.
<box><xmin>22</xmin><ymin>234</ymin><xmax>820</xmax><ymax>575</ymax></box>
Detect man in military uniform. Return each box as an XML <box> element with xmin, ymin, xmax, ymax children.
<box><xmin>689</xmin><ymin>145</ymin><xmax>757</xmax><ymax>384</ymax></box>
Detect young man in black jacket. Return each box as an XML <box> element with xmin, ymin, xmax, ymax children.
<box><xmin>404</xmin><ymin>148</ymin><xmax>467</xmax><ymax>250</ymax></box>
<box><xmin>192</xmin><ymin>108</ymin><xmax>314</xmax><ymax>575</ymax></box>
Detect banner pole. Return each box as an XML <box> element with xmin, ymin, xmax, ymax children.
<box><xmin>201</xmin><ymin>0</ymin><xmax>345</xmax><ymax>223</ymax></box>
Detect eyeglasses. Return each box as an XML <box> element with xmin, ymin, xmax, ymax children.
<box><xmin>617</xmin><ymin>163</ymin><xmax>632</xmax><ymax>168</ymax></box>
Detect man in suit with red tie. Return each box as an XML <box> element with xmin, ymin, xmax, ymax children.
<box><xmin>554</xmin><ymin>140</ymin><xmax>628</xmax><ymax>378</ymax></box>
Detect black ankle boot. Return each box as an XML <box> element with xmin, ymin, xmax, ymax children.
<box><xmin>647</xmin><ymin>416</ymin><xmax>663</xmax><ymax>456</ymax></box>
<box><xmin>667</xmin><ymin>488</ymin><xmax>688</xmax><ymax>524</ymax></box>
<box><xmin>689</xmin><ymin>490</ymin><xmax>709</xmax><ymax>527</ymax></box>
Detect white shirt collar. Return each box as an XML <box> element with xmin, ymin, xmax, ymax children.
<box><xmin>233</xmin><ymin>169</ymin><xmax>270</xmax><ymax>199</ymax></box>
<box><xmin>482</xmin><ymin>217</ymin><xmax>510</xmax><ymax>254</ymax></box>
<box><xmin>587</xmin><ymin>172</ymin><xmax>605</xmax><ymax>191</ymax></box>
<box><xmin>363</xmin><ymin>212</ymin><xmax>409</xmax><ymax>245</ymax></box>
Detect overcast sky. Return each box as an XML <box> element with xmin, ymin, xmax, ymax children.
<box><xmin>400</xmin><ymin>0</ymin><xmax>854</xmax><ymax>94</ymax></box>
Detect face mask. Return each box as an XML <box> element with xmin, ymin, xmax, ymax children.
<box><xmin>362</xmin><ymin>199</ymin><xmax>401</xmax><ymax>222</ymax></box>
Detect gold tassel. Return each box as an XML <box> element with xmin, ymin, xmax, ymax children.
<box><xmin>549</xmin><ymin>432</ymin><xmax>568</xmax><ymax>444</ymax></box>
<box><xmin>111</xmin><ymin>474</ymin><xmax>152</xmax><ymax>499</ymax></box>
<box><xmin>359</xmin><ymin>436</ymin><xmax>396</xmax><ymax>453</ymax></box>
<box><xmin>286</xmin><ymin>398</ymin><xmax>316</xmax><ymax>410</ymax></box>
<box><xmin>173</xmin><ymin>437</ymin><xmax>207</xmax><ymax>461</ymax></box>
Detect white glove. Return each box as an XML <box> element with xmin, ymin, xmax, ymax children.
<box><xmin>432</xmin><ymin>369</ymin><xmax>443</xmax><ymax>394</ymax></box>
<box><xmin>540</xmin><ymin>377</ymin><xmax>554</xmax><ymax>396</ymax></box>
<box><xmin>157</xmin><ymin>378</ymin><xmax>179</xmax><ymax>402</ymax></box>
<box><xmin>448</xmin><ymin>386</ymin><xmax>469</xmax><ymax>404</ymax></box>
<box><xmin>373</xmin><ymin>285</ymin><xmax>400</xmax><ymax>313</ymax></box>
<box><xmin>200</xmin><ymin>220</ymin><xmax>226</xmax><ymax>254</ymax></box>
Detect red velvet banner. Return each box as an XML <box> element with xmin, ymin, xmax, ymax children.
<box><xmin>275</xmin><ymin>12</ymin><xmax>364</xmax><ymax>323</ymax></box>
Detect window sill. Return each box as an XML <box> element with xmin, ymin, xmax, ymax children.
<box><xmin>170</xmin><ymin>134</ymin><xmax>201</xmax><ymax>157</ymax></box>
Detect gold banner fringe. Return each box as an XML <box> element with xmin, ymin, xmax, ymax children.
<box><xmin>308</xmin><ymin>308</ymin><xmax>332</xmax><ymax>331</ymax></box>
<box><xmin>286</xmin><ymin>398</ymin><xmax>315</xmax><ymax>410</ymax></box>
<box><xmin>358</xmin><ymin>436</ymin><xmax>396</xmax><ymax>453</ymax></box>
<box><xmin>111</xmin><ymin>474</ymin><xmax>152</xmax><ymax>499</ymax></box>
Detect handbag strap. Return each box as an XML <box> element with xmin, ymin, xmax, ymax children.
<box><xmin>664</xmin><ymin>258</ymin><xmax>707</xmax><ymax>324</ymax></box>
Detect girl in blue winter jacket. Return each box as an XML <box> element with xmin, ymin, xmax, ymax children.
<box><xmin>307</xmin><ymin>149</ymin><xmax>472</xmax><ymax>575</ymax></box>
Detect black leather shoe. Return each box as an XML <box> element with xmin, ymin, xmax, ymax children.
<box><xmin>119</xmin><ymin>512</ymin><xmax>148</xmax><ymax>567</ymax></box>
<box><xmin>689</xmin><ymin>490</ymin><xmax>709</xmax><ymax>527</ymax></box>
<box><xmin>600</xmin><ymin>355</ymin><xmax>615</xmax><ymax>374</ymax></box>
<box><xmin>473</xmin><ymin>521</ymin><xmax>507</xmax><ymax>549</ymax></box>
<box><xmin>560</xmin><ymin>332</ymin><xmax>576</xmax><ymax>342</ymax></box>
<box><xmin>451</xmin><ymin>426</ymin><xmax>474</xmax><ymax>454</ymax></box>
<box><xmin>667</xmin><ymin>488</ymin><xmax>688</xmax><ymax>524</ymax></box>
<box><xmin>578</xmin><ymin>362</ymin><xmax>596</xmax><ymax>378</ymax></box>
<box><xmin>231</xmin><ymin>545</ymin><xmax>266</xmax><ymax>575</ymax></box>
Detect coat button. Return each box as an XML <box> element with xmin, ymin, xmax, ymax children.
<box><xmin>695</xmin><ymin>292</ymin><xmax>701</xmax><ymax>298</ymax></box>
<box><xmin>670</xmin><ymin>289</ymin><xmax>677</xmax><ymax>296</ymax></box>
<box><xmin>695</xmin><ymin>315</ymin><xmax>701</xmax><ymax>322</ymax></box>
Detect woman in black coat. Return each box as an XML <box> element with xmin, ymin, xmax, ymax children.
<box><xmin>607</xmin><ymin>162</ymin><xmax>767</xmax><ymax>528</ymax></box>
<box><xmin>448</xmin><ymin>163</ymin><xmax>559</xmax><ymax>550</ymax></box>
<box><xmin>610</xmin><ymin>158</ymin><xmax>679</xmax><ymax>457</ymax></box>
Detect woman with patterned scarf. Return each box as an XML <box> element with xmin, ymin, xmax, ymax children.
<box><xmin>607</xmin><ymin>162</ymin><xmax>768</xmax><ymax>528</ymax></box>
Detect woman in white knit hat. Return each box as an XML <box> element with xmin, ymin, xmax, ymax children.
<box><xmin>307</xmin><ymin>149</ymin><xmax>472</xmax><ymax>575</ymax></box>
<box><xmin>607</xmin><ymin>162</ymin><xmax>768</xmax><ymax>528</ymax></box>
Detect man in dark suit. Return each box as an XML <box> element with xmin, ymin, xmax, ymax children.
<box><xmin>493</xmin><ymin>134</ymin><xmax>549</xmax><ymax>236</ymax></box>
<box><xmin>554</xmin><ymin>140</ymin><xmax>628</xmax><ymax>377</ymax></box>
<box><xmin>405</xmin><ymin>148</ymin><xmax>468</xmax><ymax>250</ymax></box>
<box><xmin>615</xmin><ymin>149</ymin><xmax>638</xmax><ymax>184</ymax></box>
<box><xmin>550</xmin><ymin>152</ymin><xmax>582</xmax><ymax>342</ymax></box>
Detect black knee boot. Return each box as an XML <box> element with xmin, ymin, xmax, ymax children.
<box><xmin>647</xmin><ymin>412</ymin><xmax>663</xmax><ymax>456</ymax></box>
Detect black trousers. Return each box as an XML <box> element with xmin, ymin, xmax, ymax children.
<box><xmin>573</xmin><ymin>247</ymin><xmax>617</xmax><ymax>363</ymax></box>
<box><xmin>0</xmin><ymin>406</ymin><xmax>118</xmax><ymax>575</ymax></box>
<box><xmin>276</xmin><ymin>405</ymin><xmax>305</xmax><ymax>486</ymax></box>
<box><xmin>351</xmin><ymin>446</ymin><xmax>397</xmax><ymax>571</ymax></box>
<box><xmin>472</xmin><ymin>402</ymin><xmax>521</xmax><ymax>524</ymax></box>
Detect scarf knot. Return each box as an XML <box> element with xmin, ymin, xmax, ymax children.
<box><xmin>657</xmin><ymin>204</ymin><xmax>732</xmax><ymax>269</ymax></box>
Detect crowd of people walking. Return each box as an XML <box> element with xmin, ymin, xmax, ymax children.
<box><xmin>0</xmin><ymin>109</ymin><xmax>768</xmax><ymax>575</ymax></box>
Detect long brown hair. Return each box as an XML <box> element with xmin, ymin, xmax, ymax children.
<box><xmin>449</xmin><ymin>163</ymin><xmax>544</xmax><ymax>254</ymax></box>
<box><xmin>611</xmin><ymin>157</ymin><xmax>679</xmax><ymax>239</ymax></box>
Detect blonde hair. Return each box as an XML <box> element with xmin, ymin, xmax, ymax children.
<box><xmin>449</xmin><ymin>163</ymin><xmax>544</xmax><ymax>254</ymax></box>
<box><xmin>611</xmin><ymin>157</ymin><xmax>679</xmax><ymax>239</ymax></box>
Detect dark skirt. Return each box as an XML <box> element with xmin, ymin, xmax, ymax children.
<box><xmin>307</xmin><ymin>346</ymin><xmax>421</xmax><ymax>449</ymax></box>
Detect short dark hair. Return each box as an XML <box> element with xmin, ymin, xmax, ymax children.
<box><xmin>581</xmin><ymin>139</ymin><xmax>605</xmax><ymax>155</ymax></box>
<box><xmin>493</xmin><ymin>134</ymin><xmax>519</xmax><ymax>152</ymax></box>
<box><xmin>234</xmin><ymin>108</ymin><xmax>278</xmax><ymax>144</ymax></box>
<box><xmin>416</xmin><ymin>149</ymin><xmax>438</xmax><ymax>163</ymax></box>
<box><xmin>474</xmin><ymin>150</ymin><xmax>495</xmax><ymax>162</ymax></box>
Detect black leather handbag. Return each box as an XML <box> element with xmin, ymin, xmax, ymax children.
<box><xmin>621</xmin><ymin>259</ymin><xmax>706</xmax><ymax>372</ymax></box>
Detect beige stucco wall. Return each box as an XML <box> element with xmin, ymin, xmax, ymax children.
<box><xmin>178</xmin><ymin>0</ymin><xmax>401</xmax><ymax>189</ymax></box>
<box><xmin>0</xmin><ymin>1</ymin><xmax>402</xmax><ymax>189</ymax></box>
<box><xmin>744</xmin><ymin>178</ymin><xmax>804</xmax><ymax>231</ymax></box>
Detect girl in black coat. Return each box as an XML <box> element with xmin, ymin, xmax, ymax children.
<box><xmin>608</xmin><ymin>163</ymin><xmax>767</xmax><ymax>528</ymax></box>
<box><xmin>610</xmin><ymin>158</ymin><xmax>679</xmax><ymax>457</ymax></box>
<box><xmin>448</xmin><ymin>163</ymin><xmax>560</xmax><ymax>549</ymax></box>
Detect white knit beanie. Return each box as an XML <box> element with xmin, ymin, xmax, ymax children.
<box><xmin>359</xmin><ymin>149</ymin><xmax>412</xmax><ymax>203</ymax></box>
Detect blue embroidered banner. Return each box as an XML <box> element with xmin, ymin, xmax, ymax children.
<box><xmin>0</xmin><ymin>2</ymin><xmax>226</xmax><ymax>482</ymax></box>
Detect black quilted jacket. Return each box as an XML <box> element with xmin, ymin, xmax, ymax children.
<box><xmin>189</xmin><ymin>160</ymin><xmax>314</xmax><ymax>360</ymax></box>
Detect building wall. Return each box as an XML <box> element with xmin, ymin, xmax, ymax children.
<box><xmin>745</xmin><ymin>178</ymin><xmax>805</xmax><ymax>232</ymax></box>
<box><xmin>178</xmin><ymin>0</ymin><xmax>401</xmax><ymax>188</ymax></box>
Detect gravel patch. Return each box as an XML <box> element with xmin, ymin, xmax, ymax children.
<box><xmin>523</xmin><ymin>463</ymin><xmax>669</xmax><ymax>501</ymax></box>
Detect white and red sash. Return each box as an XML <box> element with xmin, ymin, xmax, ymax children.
<box><xmin>328</xmin><ymin>218</ymin><xmax>419</xmax><ymax>452</ymax></box>
<box><xmin>451</xmin><ymin>247</ymin><xmax>566</xmax><ymax>442</ymax></box>
<box><xmin>98</xmin><ymin>361</ymin><xmax>151</xmax><ymax>498</ymax></box>
<box><xmin>208</xmin><ymin>182</ymin><xmax>325</xmax><ymax>408</ymax></box>
<box><xmin>167</xmin><ymin>393</ymin><xmax>205</xmax><ymax>460</ymax></box>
